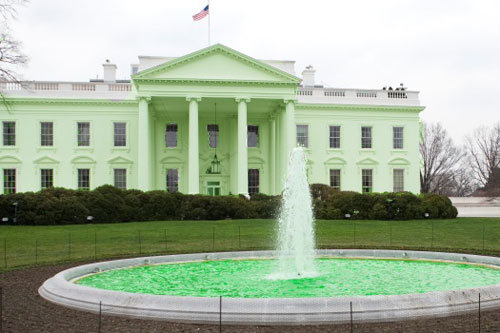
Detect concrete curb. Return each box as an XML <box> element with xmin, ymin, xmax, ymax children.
<box><xmin>39</xmin><ymin>250</ymin><xmax>500</xmax><ymax>325</ymax></box>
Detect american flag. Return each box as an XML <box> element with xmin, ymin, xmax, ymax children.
<box><xmin>192</xmin><ymin>5</ymin><xmax>209</xmax><ymax>21</ymax></box>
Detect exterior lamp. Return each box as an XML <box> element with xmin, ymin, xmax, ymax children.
<box><xmin>345</xmin><ymin>213</ymin><xmax>351</xmax><ymax>219</ymax></box>
<box><xmin>207</xmin><ymin>102</ymin><xmax>221</xmax><ymax>175</ymax></box>
<box><xmin>424</xmin><ymin>213</ymin><xmax>430</xmax><ymax>219</ymax></box>
<box><xmin>87</xmin><ymin>216</ymin><xmax>94</xmax><ymax>222</ymax></box>
<box><xmin>2</xmin><ymin>217</ymin><xmax>8</xmax><ymax>223</ymax></box>
<box><xmin>209</xmin><ymin>154</ymin><xmax>221</xmax><ymax>174</ymax></box>
<box><xmin>13</xmin><ymin>202</ymin><xmax>18</xmax><ymax>224</ymax></box>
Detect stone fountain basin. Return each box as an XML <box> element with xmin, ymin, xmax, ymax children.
<box><xmin>39</xmin><ymin>249</ymin><xmax>500</xmax><ymax>325</ymax></box>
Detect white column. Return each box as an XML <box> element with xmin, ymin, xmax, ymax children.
<box><xmin>279</xmin><ymin>107</ymin><xmax>287</xmax><ymax>191</ymax></box>
<box><xmin>270</xmin><ymin>114</ymin><xmax>276</xmax><ymax>195</ymax></box>
<box><xmin>237</xmin><ymin>98</ymin><xmax>250</xmax><ymax>196</ymax></box>
<box><xmin>187</xmin><ymin>97</ymin><xmax>200</xmax><ymax>194</ymax></box>
<box><xmin>285</xmin><ymin>100</ymin><xmax>296</xmax><ymax>158</ymax></box>
<box><xmin>137</xmin><ymin>96</ymin><xmax>151</xmax><ymax>191</ymax></box>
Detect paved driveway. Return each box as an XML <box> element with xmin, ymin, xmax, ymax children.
<box><xmin>450</xmin><ymin>197</ymin><xmax>500</xmax><ymax>217</ymax></box>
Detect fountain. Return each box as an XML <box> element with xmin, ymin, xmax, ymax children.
<box><xmin>275</xmin><ymin>147</ymin><xmax>316</xmax><ymax>278</ymax></box>
<box><xmin>39</xmin><ymin>148</ymin><xmax>500</xmax><ymax>325</ymax></box>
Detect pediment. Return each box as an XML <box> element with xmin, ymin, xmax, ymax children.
<box><xmin>33</xmin><ymin>156</ymin><xmax>59</xmax><ymax>164</ymax></box>
<box><xmin>0</xmin><ymin>155</ymin><xmax>21</xmax><ymax>164</ymax></box>
<box><xmin>134</xmin><ymin>44</ymin><xmax>300</xmax><ymax>84</ymax></box>
<box><xmin>108</xmin><ymin>156</ymin><xmax>134</xmax><ymax>164</ymax></box>
<box><xmin>356</xmin><ymin>157</ymin><xmax>379</xmax><ymax>165</ymax></box>
<box><xmin>249</xmin><ymin>156</ymin><xmax>265</xmax><ymax>164</ymax></box>
<box><xmin>325</xmin><ymin>157</ymin><xmax>347</xmax><ymax>165</ymax></box>
<box><xmin>160</xmin><ymin>156</ymin><xmax>184</xmax><ymax>164</ymax></box>
<box><xmin>71</xmin><ymin>155</ymin><xmax>96</xmax><ymax>164</ymax></box>
<box><xmin>388</xmin><ymin>157</ymin><xmax>410</xmax><ymax>166</ymax></box>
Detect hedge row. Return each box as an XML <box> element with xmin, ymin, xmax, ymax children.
<box><xmin>0</xmin><ymin>184</ymin><xmax>457</xmax><ymax>225</ymax></box>
<box><xmin>311</xmin><ymin>184</ymin><xmax>458</xmax><ymax>220</ymax></box>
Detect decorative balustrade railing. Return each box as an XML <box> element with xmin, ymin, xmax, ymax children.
<box><xmin>0</xmin><ymin>81</ymin><xmax>132</xmax><ymax>93</ymax></box>
<box><xmin>297</xmin><ymin>87</ymin><xmax>418</xmax><ymax>103</ymax></box>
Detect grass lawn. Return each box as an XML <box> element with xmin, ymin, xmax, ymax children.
<box><xmin>0</xmin><ymin>217</ymin><xmax>499</xmax><ymax>270</ymax></box>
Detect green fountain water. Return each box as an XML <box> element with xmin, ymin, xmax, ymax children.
<box><xmin>74</xmin><ymin>147</ymin><xmax>500</xmax><ymax>299</ymax></box>
<box><xmin>76</xmin><ymin>258</ymin><xmax>500</xmax><ymax>298</ymax></box>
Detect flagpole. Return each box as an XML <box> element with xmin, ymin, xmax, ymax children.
<box><xmin>208</xmin><ymin>0</ymin><xmax>211</xmax><ymax>46</ymax></box>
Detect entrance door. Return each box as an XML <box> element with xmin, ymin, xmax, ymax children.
<box><xmin>207</xmin><ymin>181</ymin><xmax>221</xmax><ymax>196</ymax></box>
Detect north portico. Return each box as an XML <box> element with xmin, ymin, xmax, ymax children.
<box><xmin>132</xmin><ymin>44</ymin><xmax>300</xmax><ymax>195</ymax></box>
<box><xmin>0</xmin><ymin>43</ymin><xmax>424</xmax><ymax>195</ymax></box>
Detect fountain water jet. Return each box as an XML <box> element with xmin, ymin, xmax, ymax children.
<box><xmin>274</xmin><ymin>147</ymin><xmax>317</xmax><ymax>278</ymax></box>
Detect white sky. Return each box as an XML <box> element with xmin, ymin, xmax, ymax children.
<box><xmin>8</xmin><ymin>0</ymin><xmax>500</xmax><ymax>143</ymax></box>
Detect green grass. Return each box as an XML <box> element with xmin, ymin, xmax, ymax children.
<box><xmin>0</xmin><ymin>218</ymin><xmax>499</xmax><ymax>271</ymax></box>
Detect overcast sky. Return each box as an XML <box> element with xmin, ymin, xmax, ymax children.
<box><xmin>8</xmin><ymin>0</ymin><xmax>500</xmax><ymax>143</ymax></box>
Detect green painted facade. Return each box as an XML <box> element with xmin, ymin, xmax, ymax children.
<box><xmin>0</xmin><ymin>44</ymin><xmax>424</xmax><ymax>195</ymax></box>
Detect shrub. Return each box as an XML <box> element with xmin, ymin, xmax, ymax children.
<box><xmin>315</xmin><ymin>191</ymin><xmax>456</xmax><ymax>221</ymax></box>
<box><xmin>310</xmin><ymin>184</ymin><xmax>336</xmax><ymax>201</ymax></box>
<box><xmin>0</xmin><ymin>185</ymin><xmax>457</xmax><ymax>225</ymax></box>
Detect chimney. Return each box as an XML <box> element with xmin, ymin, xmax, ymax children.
<box><xmin>301</xmin><ymin>65</ymin><xmax>316</xmax><ymax>87</ymax></box>
<box><xmin>103</xmin><ymin>59</ymin><xmax>117</xmax><ymax>82</ymax></box>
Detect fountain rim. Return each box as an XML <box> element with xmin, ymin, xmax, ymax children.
<box><xmin>39</xmin><ymin>249</ymin><xmax>500</xmax><ymax>325</ymax></box>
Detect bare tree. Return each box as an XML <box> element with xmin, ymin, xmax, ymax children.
<box><xmin>420</xmin><ymin>122</ymin><xmax>464</xmax><ymax>193</ymax></box>
<box><xmin>0</xmin><ymin>0</ymin><xmax>27</xmax><ymax>19</ymax></box>
<box><xmin>465</xmin><ymin>122</ymin><xmax>500</xmax><ymax>187</ymax></box>
<box><xmin>0</xmin><ymin>0</ymin><xmax>28</xmax><ymax>83</ymax></box>
<box><xmin>450</xmin><ymin>165</ymin><xmax>477</xmax><ymax>197</ymax></box>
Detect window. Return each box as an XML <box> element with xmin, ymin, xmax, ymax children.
<box><xmin>207</xmin><ymin>124</ymin><xmax>219</xmax><ymax>148</ymax></box>
<box><xmin>248</xmin><ymin>169</ymin><xmax>260</xmax><ymax>195</ymax></box>
<box><xmin>77</xmin><ymin>122</ymin><xmax>90</xmax><ymax>146</ymax></box>
<box><xmin>166</xmin><ymin>169</ymin><xmax>178</xmax><ymax>192</ymax></box>
<box><xmin>165</xmin><ymin>124</ymin><xmax>178</xmax><ymax>148</ymax></box>
<box><xmin>248</xmin><ymin>125</ymin><xmax>259</xmax><ymax>148</ymax></box>
<box><xmin>3</xmin><ymin>169</ymin><xmax>16</xmax><ymax>194</ymax></box>
<box><xmin>114</xmin><ymin>168</ymin><xmax>127</xmax><ymax>190</ymax></box>
<box><xmin>41</xmin><ymin>169</ymin><xmax>53</xmax><ymax>189</ymax></box>
<box><xmin>361</xmin><ymin>126</ymin><xmax>372</xmax><ymax>149</ymax></box>
<box><xmin>114</xmin><ymin>122</ymin><xmax>126</xmax><ymax>147</ymax></box>
<box><xmin>41</xmin><ymin>122</ymin><xmax>53</xmax><ymax>146</ymax></box>
<box><xmin>393</xmin><ymin>127</ymin><xmax>404</xmax><ymax>149</ymax></box>
<box><xmin>207</xmin><ymin>181</ymin><xmax>221</xmax><ymax>196</ymax></box>
<box><xmin>329</xmin><ymin>169</ymin><xmax>341</xmax><ymax>191</ymax></box>
<box><xmin>329</xmin><ymin>126</ymin><xmax>341</xmax><ymax>149</ymax></box>
<box><xmin>393</xmin><ymin>169</ymin><xmax>404</xmax><ymax>192</ymax></box>
<box><xmin>77</xmin><ymin>169</ymin><xmax>90</xmax><ymax>190</ymax></box>
<box><xmin>3</xmin><ymin>121</ymin><xmax>15</xmax><ymax>146</ymax></box>
<box><xmin>362</xmin><ymin>169</ymin><xmax>373</xmax><ymax>193</ymax></box>
<box><xmin>296</xmin><ymin>125</ymin><xmax>309</xmax><ymax>147</ymax></box>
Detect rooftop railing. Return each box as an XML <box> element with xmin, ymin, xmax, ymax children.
<box><xmin>0</xmin><ymin>81</ymin><xmax>132</xmax><ymax>92</ymax></box>
<box><xmin>297</xmin><ymin>87</ymin><xmax>420</xmax><ymax>103</ymax></box>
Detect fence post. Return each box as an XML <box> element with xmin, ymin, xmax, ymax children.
<box><xmin>98</xmin><ymin>300</ymin><xmax>102</xmax><ymax>333</ymax></box>
<box><xmin>353</xmin><ymin>222</ymin><xmax>356</xmax><ymax>247</ymax></box>
<box><xmin>389</xmin><ymin>222</ymin><xmax>392</xmax><ymax>247</ymax></box>
<box><xmin>164</xmin><ymin>229</ymin><xmax>168</xmax><ymax>252</ymax></box>
<box><xmin>219</xmin><ymin>296</ymin><xmax>222</xmax><ymax>333</ymax></box>
<box><xmin>68</xmin><ymin>232</ymin><xmax>72</xmax><ymax>260</ymax></box>
<box><xmin>0</xmin><ymin>286</ymin><xmax>3</xmax><ymax>333</ymax></box>
<box><xmin>212</xmin><ymin>227</ymin><xmax>215</xmax><ymax>252</ymax></box>
<box><xmin>350</xmin><ymin>301</ymin><xmax>353</xmax><ymax>333</ymax></box>
<box><xmin>3</xmin><ymin>240</ymin><xmax>6</xmax><ymax>269</ymax></box>
<box><xmin>238</xmin><ymin>226</ymin><xmax>241</xmax><ymax>249</ymax></box>
<box><xmin>35</xmin><ymin>240</ymin><xmax>39</xmax><ymax>265</ymax></box>
<box><xmin>482</xmin><ymin>223</ymin><xmax>486</xmax><ymax>251</ymax></box>
<box><xmin>94</xmin><ymin>231</ymin><xmax>97</xmax><ymax>260</ymax></box>
<box><xmin>139</xmin><ymin>231</ymin><xmax>142</xmax><ymax>255</ymax></box>
<box><xmin>431</xmin><ymin>221</ymin><xmax>434</xmax><ymax>249</ymax></box>
<box><xmin>479</xmin><ymin>293</ymin><xmax>481</xmax><ymax>333</ymax></box>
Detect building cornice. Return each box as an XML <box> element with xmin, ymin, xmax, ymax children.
<box><xmin>296</xmin><ymin>103</ymin><xmax>425</xmax><ymax>112</ymax></box>
<box><xmin>133</xmin><ymin>78</ymin><xmax>298</xmax><ymax>87</ymax></box>
<box><xmin>0</xmin><ymin>97</ymin><xmax>138</xmax><ymax>106</ymax></box>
